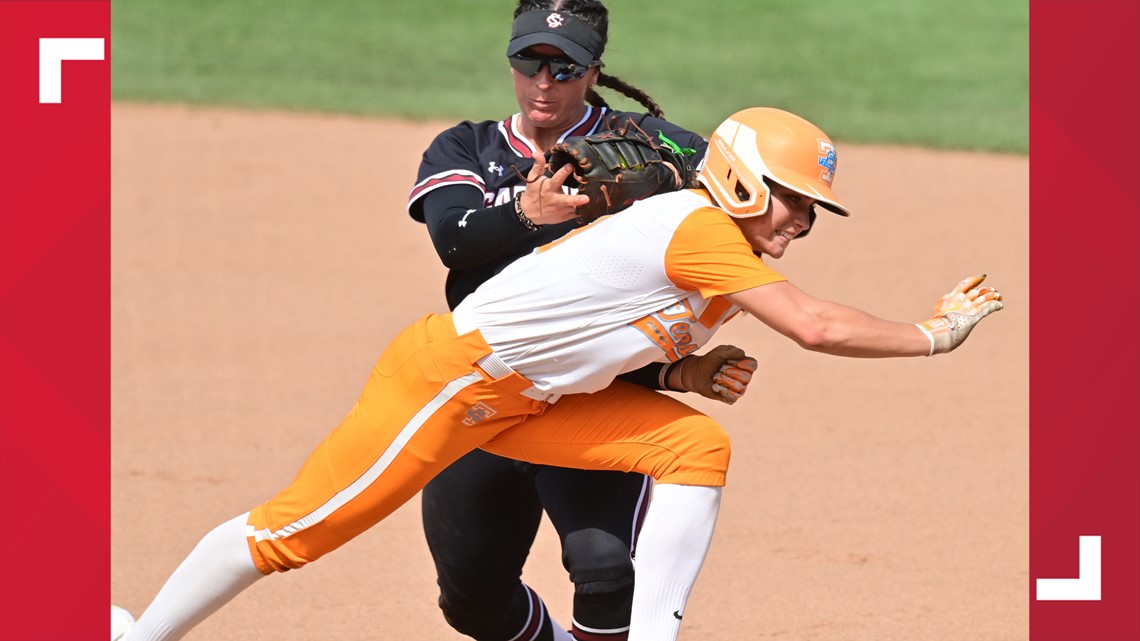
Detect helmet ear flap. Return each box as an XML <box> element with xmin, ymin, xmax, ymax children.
<box><xmin>702</xmin><ymin>171</ymin><xmax>772</xmax><ymax>218</ymax></box>
<box><xmin>745</xmin><ymin>179</ymin><xmax>771</xmax><ymax>217</ymax></box>
<box><xmin>697</xmin><ymin>132</ymin><xmax>773</xmax><ymax>218</ymax></box>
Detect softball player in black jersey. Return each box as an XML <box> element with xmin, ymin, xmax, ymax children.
<box><xmin>406</xmin><ymin>2</ymin><xmax>716</xmax><ymax>640</ymax></box>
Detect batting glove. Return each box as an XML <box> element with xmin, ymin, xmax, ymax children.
<box><xmin>669</xmin><ymin>344</ymin><xmax>759</xmax><ymax>405</ymax></box>
<box><xmin>916</xmin><ymin>274</ymin><xmax>1005</xmax><ymax>355</ymax></box>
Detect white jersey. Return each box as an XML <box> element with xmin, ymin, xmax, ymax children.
<box><xmin>451</xmin><ymin>190</ymin><xmax>787</xmax><ymax>395</ymax></box>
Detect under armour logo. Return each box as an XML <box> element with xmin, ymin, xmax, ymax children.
<box><xmin>458</xmin><ymin>209</ymin><xmax>475</xmax><ymax>228</ymax></box>
<box><xmin>463</xmin><ymin>402</ymin><xmax>497</xmax><ymax>425</ymax></box>
<box><xmin>488</xmin><ymin>161</ymin><xmax>503</xmax><ymax>176</ymax></box>
<box><xmin>546</xmin><ymin>12</ymin><xmax>564</xmax><ymax>28</ymax></box>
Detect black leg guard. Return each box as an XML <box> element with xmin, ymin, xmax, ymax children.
<box><xmin>535</xmin><ymin>467</ymin><xmax>649</xmax><ymax>641</ymax></box>
<box><xmin>565</xmin><ymin>528</ymin><xmax>635</xmax><ymax>639</ymax></box>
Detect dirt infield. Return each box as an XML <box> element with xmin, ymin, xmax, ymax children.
<box><xmin>110</xmin><ymin>103</ymin><xmax>1028</xmax><ymax>641</ymax></box>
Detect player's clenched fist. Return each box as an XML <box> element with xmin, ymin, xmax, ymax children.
<box><xmin>711</xmin><ymin>360</ymin><xmax>758</xmax><ymax>405</ymax></box>
<box><xmin>916</xmin><ymin>274</ymin><xmax>1005</xmax><ymax>355</ymax></box>
<box><xmin>671</xmin><ymin>344</ymin><xmax>759</xmax><ymax>405</ymax></box>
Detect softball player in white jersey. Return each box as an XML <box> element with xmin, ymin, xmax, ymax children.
<box><xmin>112</xmin><ymin>107</ymin><xmax>1003</xmax><ymax>641</ymax></box>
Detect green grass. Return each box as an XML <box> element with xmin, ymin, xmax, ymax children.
<box><xmin>111</xmin><ymin>0</ymin><xmax>1027</xmax><ymax>152</ymax></box>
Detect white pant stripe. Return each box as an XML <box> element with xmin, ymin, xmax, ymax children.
<box><xmin>253</xmin><ymin>371</ymin><xmax>484</xmax><ymax>543</ymax></box>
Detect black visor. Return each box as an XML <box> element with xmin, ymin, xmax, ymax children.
<box><xmin>506</xmin><ymin>10</ymin><xmax>604</xmax><ymax>66</ymax></box>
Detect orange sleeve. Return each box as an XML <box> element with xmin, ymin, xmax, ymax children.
<box><xmin>664</xmin><ymin>207</ymin><xmax>786</xmax><ymax>297</ymax></box>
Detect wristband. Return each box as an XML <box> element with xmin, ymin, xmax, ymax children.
<box><xmin>513</xmin><ymin>192</ymin><xmax>541</xmax><ymax>231</ymax></box>
<box><xmin>661</xmin><ymin>358</ymin><xmax>686</xmax><ymax>392</ymax></box>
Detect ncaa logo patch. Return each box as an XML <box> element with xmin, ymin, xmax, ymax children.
<box><xmin>546</xmin><ymin>12</ymin><xmax>564</xmax><ymax>29</ymax></box>
<box><xmin>817</xmin><ymin>139</ymin><xmax>837</xmax><ymax>185</ymax></box>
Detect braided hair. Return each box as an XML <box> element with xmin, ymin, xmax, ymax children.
<box><xmin>513</xmin><ymin>0</ymin><xmax>667</xmax><ymax>118</ymax></box>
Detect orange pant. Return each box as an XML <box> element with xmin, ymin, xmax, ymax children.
<box><xmin>246</xmin><ymin>313</ymin><xmax>730</xmax><ymax>574</ymax></box>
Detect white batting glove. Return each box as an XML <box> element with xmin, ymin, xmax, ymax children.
<box><xmin>916</xmin><ymin>274</ymin><xmax>1005</xmax><ymax>355</ymax></box>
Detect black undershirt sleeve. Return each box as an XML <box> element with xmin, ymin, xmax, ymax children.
<box><xmin>422</xmin><ymin>186</ymin><xmax>534</xmax><ymax>270</ymax></box>
<box><xmin>617</xmin><ymin>362</ymin><xmax>671</xmax><ymax>391</ymax></box>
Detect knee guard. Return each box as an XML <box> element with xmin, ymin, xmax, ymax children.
<box><xmin>563</xmin><ymin>527</ymin><xmax>635</xmax><ymax>593</ymax></box>
<box><xmin>563</xmin><ymin>528</ymin><xmax>635</xmax><ymax>633</ymax></box>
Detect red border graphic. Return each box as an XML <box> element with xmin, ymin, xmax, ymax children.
<box><xmin>1029</xmin><ymin>1</ymin><xmax>1140</xmax><ymax>640</ymax></box>
<box><xmin>0</xmin><ymin>2</ymin><xmax>110</xmax><ymax>640</ymax></box>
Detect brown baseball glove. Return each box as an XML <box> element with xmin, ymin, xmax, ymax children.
<box><xmin>546</xmin><ymin>118</ymin><xmax>698</xmax><ymax>224</ymax></box>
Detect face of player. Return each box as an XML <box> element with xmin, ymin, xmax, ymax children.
<box><xmin>512</xmin><ymin>44</ymin><xmax>599</xmax><ymax>135</ymax></box>
<box><xmin>734</xmin><ymin>182</ymin><xmax>815</xmax><ymax>259</ymax></box>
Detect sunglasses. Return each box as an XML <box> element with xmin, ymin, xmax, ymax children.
<box><xmin>508</xmin><ymin>53</ymin><xmax>595</xmax><ymax>82</ymax></box>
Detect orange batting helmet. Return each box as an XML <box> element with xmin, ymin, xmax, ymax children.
<box><xmin>697</xmin><ymin>107</ymin><xmax>850</xmax><ymax>219</ymax></box>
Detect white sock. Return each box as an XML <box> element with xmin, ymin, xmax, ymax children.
<box><xmin>124</xmin><ymin>513</ymin><xmax>263</xmax><ymax>641</ymax></box>
<box><xmin>627</xmin><ymin>484</ymin><xmax>721</xmax><ymax>641</ymax></box>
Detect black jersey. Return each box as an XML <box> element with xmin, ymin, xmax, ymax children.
<box><xmin>407</xmin><ymin>107</ymin><xmax>707</xmax><ymax>308</ymax></box>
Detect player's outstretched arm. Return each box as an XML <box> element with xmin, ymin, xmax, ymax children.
<box><xmin>726</xmin><ymin>276</ymin><xmax>1003</xmax><ymax>358</ymax></box>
